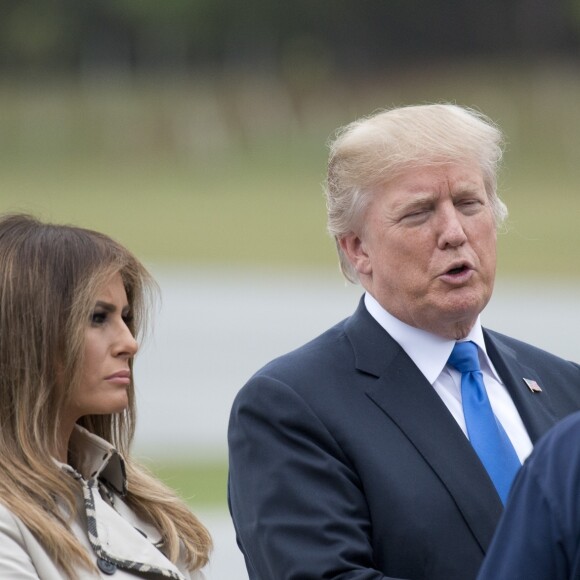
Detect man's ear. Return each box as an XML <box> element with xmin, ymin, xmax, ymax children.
<box><xmin>338</xmin><ymin>233</ymin><xmax>372</xmax><ymax>276</ymax></box>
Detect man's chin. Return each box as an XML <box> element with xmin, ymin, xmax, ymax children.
<box><xmin>442</xmin><ymin>285</ymin><xmax>491</xmax><ymax>313</ymax></box>
<box><xmin>423</xmin><ymin>295</ymin><xmax>489</xmax><ymax>337</ymax></box>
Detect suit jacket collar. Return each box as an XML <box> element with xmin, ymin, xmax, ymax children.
<box><xmin>344</xmin><ymin>296</ymin><xmax>400</xmax><ymax>377</ymax></box>
<box><xmin>344</xmin><ymin>297</ymin><xmax>504</xmax><ymax>552</ymax></box>
<box><xmin>344</xmin><ymin>298</ymin><xmax>557</xmax><ymax>439</ymax></box>
<box><xmin>483</xmin><ymin>329</ymin><xmax>558</xmax><ymax>443</ymax></box>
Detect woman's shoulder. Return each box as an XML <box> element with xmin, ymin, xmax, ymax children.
<box><xmin>0</xmin><ymin>501</ymin><xmax>65</xmax><ymax>578</ymax></box>
<box><xmin>0</xmin><ymin>501</ymin><xmax>28</xmax><ymax>539</ymax></box>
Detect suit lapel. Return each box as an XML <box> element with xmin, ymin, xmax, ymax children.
<box><xmin>484</xmin><ymin>329</ymin><xmax>558</xmax><ymax>443</ymax></box>
<box><xmin>345</xmin><ymin>300</ymin><xmax>503</xmax><ymax>552</ymax></box>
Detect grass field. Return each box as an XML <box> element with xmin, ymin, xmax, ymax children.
<box><xmin>2</xmin><ymin>62</ymin><xmax>579</xmax><ymax>510</ymax></box>
<box><xmin>1</xmin><ymin>61</ymin><xmax>580</xmax><ymax>279</ymax></box>
<box><xmin>144</xmin><ymin>459</ymin><xmax>228</xmax><ymax>509</ymax></box>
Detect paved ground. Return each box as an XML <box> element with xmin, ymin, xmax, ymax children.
<box><xmin>131</xmin><ymin>266</ymin><xmax>580</xmax><ymax>579</ymax></box>
<box><xmin>197</xmin><ymin>510</ymin><xmax>248</xmax><ymax>580</ymax></box>
<box><xmin>134</xmin><ymin>266</ymin><xmax>580</xmax><ymax>457</ymax></box>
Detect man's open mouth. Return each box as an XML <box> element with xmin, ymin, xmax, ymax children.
<box><xmin>447</xmin><ymin>265</ymin><xmax>468</xmax><ymax>275</ymax></box>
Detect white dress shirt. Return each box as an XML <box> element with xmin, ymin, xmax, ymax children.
<box><xmin>364</xmin><ymin>292</ymin><xmax>533</xmax><ymax>463</ymax></box>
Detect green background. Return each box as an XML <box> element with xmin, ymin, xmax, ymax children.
<box><xmin>2</xmin><ymin>63</ymin><xmax>580</xmax><ymax>510</ymax></box>
<box><xmin>2</xmin><ymin>64</ymin><xmax>580</xmax><ymax>280</ymax></box>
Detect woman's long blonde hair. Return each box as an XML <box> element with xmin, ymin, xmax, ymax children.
<box><xmin>0</xmin><ymin>214</ymin><xmax>211</xmax><ymax>578</ymax></box>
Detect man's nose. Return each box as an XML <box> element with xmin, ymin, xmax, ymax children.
<box><xmin>437</xmin><ymin>206</ymin><xmax>468</xmax><ymax>249</ymax></box>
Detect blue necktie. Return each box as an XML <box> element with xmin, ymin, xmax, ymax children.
<box><xmin>448</xmin><ymin>341</ymin><xmax>521</xmax><ymax>504</ymax></box>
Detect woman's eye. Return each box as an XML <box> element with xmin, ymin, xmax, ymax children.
<box><xmin>91</xmin><ymin>311</ymin><xmax>107</xmax><ymax>325</ymax></box>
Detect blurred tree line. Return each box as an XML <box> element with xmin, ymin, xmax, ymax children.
<box><xmin>0</xmin><ymin>0</ymin><xmax>579</xmax><ymax>78</ymax></box>
<box><xmin>1</xmin><ymin>0</ymin><xmax>580</xmax><ymax>277</ymax></box>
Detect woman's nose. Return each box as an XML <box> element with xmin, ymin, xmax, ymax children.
<box><xmin>115</xmin><ymin>323</ymin><xmax>139</xmax><ymax>357</ymax></box>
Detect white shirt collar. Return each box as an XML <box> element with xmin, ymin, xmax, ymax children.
<box><xmin>364</xmin><ymin>292</ymin><xmax>501</xmax><ymax>384</ymax></box>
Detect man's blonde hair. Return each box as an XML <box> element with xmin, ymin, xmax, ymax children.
<box><xmin>325</xmin><ymin>103</ymin><xmax>508</xmax><ymax>282</ymax></box>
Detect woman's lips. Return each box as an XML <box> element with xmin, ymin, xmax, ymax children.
<box><xmin>105</xmin><ymin>370</ymin><xmax>131</xmax><ymax>385</ymax></box>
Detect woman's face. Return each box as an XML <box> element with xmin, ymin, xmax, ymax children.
<box><xmin>64</xmin><ymin>273</ymin><xmax>138</xmax><ymax>426</ymax></box>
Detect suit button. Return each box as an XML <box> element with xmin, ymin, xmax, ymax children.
<box><xmin>97</xmin><ymin>557</ymin><xmax>117</xmax><ymax>575</ymax></box>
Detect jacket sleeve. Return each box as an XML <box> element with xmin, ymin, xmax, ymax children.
<box><xmin>0</xmin><ymin>504</ymin><xmax>43</xmax><ymax>578</ymax></box>
<box><xmin>476</xmin><ymin>466</ymin><xmax>564</xmax><ymax>580</ymax></box>
<box><xmin>477</xmin><ymin>412</ymin><xmax>580</xmax><ymax>580</ymax></box>
<box><xmin>228</xmin><ymin>374</ymin><xmax>402</xmax><ymax>580</ymax></box>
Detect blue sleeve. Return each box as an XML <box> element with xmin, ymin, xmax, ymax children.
<box><xmin>477</xmin><ymin>413</ymin><xmax>580</xmax><ymax>580</ymax></box>
<box><xmin>476</xmin><ymin>462</ymin><xmax>568</xmax><ymax>580</ymax></box>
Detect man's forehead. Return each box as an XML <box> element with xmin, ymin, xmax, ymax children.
<box><xmin>383</xmin><ymin>163</ymin><xmax>484</xmax><ymax>194</ymax></box>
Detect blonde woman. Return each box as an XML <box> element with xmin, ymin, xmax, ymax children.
<box><xmin>0</xmin><ymin>214</ymin><xmax>211</xmax><ymax>579</ymax></box>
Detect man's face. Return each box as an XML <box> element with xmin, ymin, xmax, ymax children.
<box><xmin>341</xmin><ymin>162</ymin><xmax>497</xmax><ymax>339</ymax></box>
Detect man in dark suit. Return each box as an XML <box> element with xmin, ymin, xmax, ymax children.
<box><xmin>227</xmin><ymin>104</ymin><xmax>580</xmax><ymax>579</ymax></box>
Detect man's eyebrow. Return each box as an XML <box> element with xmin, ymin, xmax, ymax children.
<box><xmin>392</xmin><ymin>192</ymin><xmax>436</xmax><ymax>211</ymax></box>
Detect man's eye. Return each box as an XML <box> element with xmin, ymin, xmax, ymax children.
<box><xmin>402</xmin><ymin>209</ymin><xmax>429</xmax><ymax>222</ymax></box>
<box><xmin>458</xmin><ymin>199</ymin><xmax>482</xmax><ymax>212</ymax></box>
<box><xmin>91</xmin><ymin>312</ymin><xmax>107</xmax><ymax>325</ymax></box>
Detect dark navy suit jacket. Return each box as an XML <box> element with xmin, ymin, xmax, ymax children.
<box><xmin>228</xmin><ymin>298</ymin><xmax>580</xmax><ymax>579</ymax></box>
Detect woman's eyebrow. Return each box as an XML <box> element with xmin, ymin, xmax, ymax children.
<box><xmin>94</xmin><ymin>301</ymin><xmax>116</xmax><ymax>312</ymax></box>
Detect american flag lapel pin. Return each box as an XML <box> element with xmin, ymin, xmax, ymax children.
<box><xmin>523</xmin><ymin>378</ymin><xmax>542</xmax><ymax>393</ymax></box>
